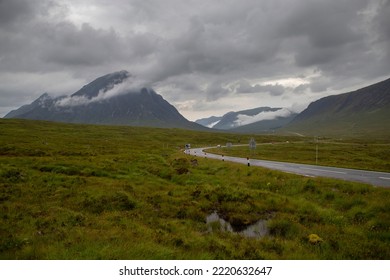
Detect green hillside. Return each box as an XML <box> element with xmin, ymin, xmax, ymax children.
<box><xmin>282</xmin><ymin>78</ymin><xmax>390</xmax><ymax>139</ymax></box>
<box><xmin>284</xmin><ymin>106</ymin><xmax>390</xmax><ymax>139</ymax></box>
<box><xmin>1</xmin><ymin>119</ymin><xmax>389</xmax><ymax>259</ymax></box>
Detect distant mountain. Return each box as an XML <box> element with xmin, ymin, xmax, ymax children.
<box><xmin>282</xmin><ymin>77</ymin><xmax>390</xmax><ymax>138</ymax></box>
<box><xmin>230</xmin><ymin>113</ymin><xmax>297</xmax><ymax>133</ymax></box>
<box><xmin>4</xmin><ymin>71</ymin><xmax>205</xmax><ymax>130</ymax></box>
<box><xmin>196</xmin><ymin>106</ymin><xmax>297</xmax><ymax>133</ymax></box>
<box><xmin>195</xmin><ymin>116</ymin><xmax>222</xmax><ymax>128</ymax></box>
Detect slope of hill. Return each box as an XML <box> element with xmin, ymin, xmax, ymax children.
<box><xmin>4</xmin><ymin>71</ymin><xmax>205</xmax><ymax>130</ymax></box>
<box><xmin>282</xmin><ymin>77</ymin><xmax>390</xmax><ymax>138</ymax></box>
<box><xmin>195</xmin><ymin>116</ymin><xmax>222</xmax><ymax>128</ymax></box>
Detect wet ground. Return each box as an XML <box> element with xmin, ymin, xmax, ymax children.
<box><xmin>206</xmin><ymin>211</ymin><xmax>269</xmax><ymax>238</ymax></box>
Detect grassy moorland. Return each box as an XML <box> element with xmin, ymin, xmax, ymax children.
<box><xmin>0</xmin><ymin>119</ymin><xmax>389</xmax><ymax>259</ymax></box>
<box><xmin>206</xmin><ymin>139</ymin><xmax>390</xmax><ymax>172</ymax></box>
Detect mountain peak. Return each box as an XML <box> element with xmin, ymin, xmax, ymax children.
<box><xmin>4</xmin><ymin>71</ymin><xmax>206</xmax><ymax>130</ymax></box>
<box><xmin>38</xmin><ymin>92</ymin><xmax>50</xmax><ymax>99</ymax></box>
<box><xmin>71</xmin><ymin>70</ymin><xmax>131</xmax><ymax>99</ymax></box>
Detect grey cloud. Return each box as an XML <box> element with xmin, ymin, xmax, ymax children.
<box><xmin>279</xmin><ymin>0</ymin><xmax>369</xmax><ymax>69</ymax></box>
<box><xmin>167</xmin><ymin>76</ymin><xmax>203</xmax><ymax>94</ymax></box>
<box><xmin>235</xmin><ymin>80</ymin><xmax>260</xmax><ymax>94</ymax></box>
<box><xmin>293</xmin><ymin>83</ymin><xmax>310</xmax><ymax>94</ymax></box>
<box><xmin>0</xmin><ymin>0</ymin><xmax>162</xmax><ymax>73</ymax></box>
<box><xmin>294</xmin><ymin>42</ymin><xmax>343</xmax><ymax>67</ymax></box>
<box><xmin>0</xmin><ymin>0</ymin><xmax>34</xmax><ymax>26</ymax></box>
<box><xmin>281</xmin><ymin>0</ymin><xmax>366</xmax><ymax>47</ymax></box>
<box><xmin>372</xmin><ymin>0</ymin><xmax>390</xmax><ymax>69</ymax></box>
<box><xmin>41</xmin><ymin>23</ymin><xmax>127</xmax><ymax>67</ymax></box>
<box><xmin>308</xmin><ymin>76</ymin><xmax>332</xmax><ymax>93</ymax></box>
<box><xmin>0</xmin><ymin>0</ymin><xmax>389</xmax><ymax>119</ymax></box>
<box><xmin>373</xmin><ymin>0</ymin><xmax>390</xmax><ymax>43</ymax></box>
<box><xmin>145</xmin><ymin>6</ymin><xmax>283</xmax><ymax>84</ymax></box>
<box><xmin>235</xmin><ymin>80</ymin><xmax>286</xmax><ymax>96</ymax></box>
<box><xmin>273</xmin><ymin>0</ymin><xmax>390</xmax><ymax>93</ymax></box>
<box><xmin>261</xmin><ymin>84</ymin><xmax>286</xmax><ymax>96</ymax></box>
<box><xmin>204</xmin><ymin>81</ymin><xmax>230</xmax><ymax>101</ymax></box>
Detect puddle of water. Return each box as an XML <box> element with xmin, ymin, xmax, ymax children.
<box><xmin>206</xmin><ymin>211</ymin><xmax>268</xmax><ymax>238</ymax></box>
<box><xmin>206</xmin><ymin>211</ymin><xmax>233</xmax><ymax>232</ymax></box>
<box><xmin>240</xmin><ymin>220</ymin><xmax>268</xmax><ymax>238</ymax></box>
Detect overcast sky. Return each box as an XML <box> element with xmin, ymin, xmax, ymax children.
<box><xmin>0</xmin><ymin>0</ymin><xmax>389</xmax><ymax>120</ymax></box>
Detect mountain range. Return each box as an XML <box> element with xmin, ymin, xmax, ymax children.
<box><xmin>196</xmin><ymin>78</ymin><xmax>390</xmax><ymax>137</ymax></box>
<box><xmin>4</xmin><ymin>71</ymin><xmax>390</xmax><ymax>138</ymax></box>
<box><xmin>195</xmin><ymin>107</ymin><xmax>297</xmax><ymax>133</ymax></box>
<box><xmin>4</xmin><ymin>71</ymin><xmax>204</xmax><ymax>130</ymax></box>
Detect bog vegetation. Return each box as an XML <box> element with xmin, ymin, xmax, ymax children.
<box><xmin>0</xmin><ymin>119</ymin><xmax>389</xmax><ymax>259</ymax></box>
<box><xmin>207</xmin><ymin>139</ymin><xmax>390</xmax><ymax>172</ymax></box>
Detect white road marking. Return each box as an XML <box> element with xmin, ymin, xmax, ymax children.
<box><xmin>379</xmin><ymin>177</ymin><xmax>390</xmax><ymax>180</ymax></box>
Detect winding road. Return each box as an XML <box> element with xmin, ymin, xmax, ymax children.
<box><xmin>186</xmin><ymin>146</ymin><xmax>390</xmax><ymax>187</ymax></box>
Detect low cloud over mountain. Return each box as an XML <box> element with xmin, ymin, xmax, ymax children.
<box><xmin>234</xmin><ymin>108</ymin><xmax>294</xmax><ymax>127</ymax></box>
<box><xmin>196</xmin><ymin>107</ymin><xmax>298</xmax><ymax>133</ymax></box>
<box><xmin>4</xmin><ymin>71</ymin><xmax>205</xmax><ymax>130</ymax></box>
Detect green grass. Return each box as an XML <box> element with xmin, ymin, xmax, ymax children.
<box><xmin>206</xmin><ymin>140</ymin><xmax>390</xmax><ymax>172</ymax></box>
<box><xmin>1</xmin><ymin>119</ymin><xmax>389</xmax><ymax>259</ymax></box>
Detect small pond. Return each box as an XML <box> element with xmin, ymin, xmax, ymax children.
<box><xmin>206</xmin><ymin>211</ymin><xmax>269</xmax><ymax>238</ymax></box>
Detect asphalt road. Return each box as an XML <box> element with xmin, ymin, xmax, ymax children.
<box><xmin>186</xmin><ymin>146</ymin><xmax>390</xmax><ymax>188</ymax></box>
